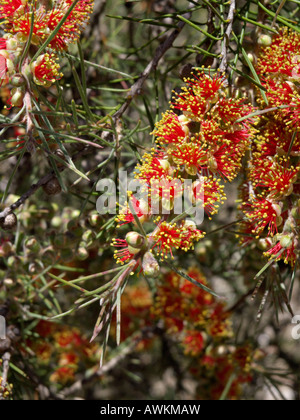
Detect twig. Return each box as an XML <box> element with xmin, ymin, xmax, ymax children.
<box><xmin>0</xmin><ymin>147</ymin><xmax>91</xmax><ymax>220</ymax></box>
<box><xmin>271</xmin><ymin>0</ymin><xmax>287</xmax><ymax>28</ymax></box>
<box><xmin>0</xmin><ymin>352</ymin><xmax>11</xmax><ymax>400</ymax></box>
<box><xmin>112</xmin><ymin>3</ymin><xmax>194</xmax><ymax>122</ymax></box>
<box><xmin>219</xmin><ymin>0</ymin><xmax>236</xmax><ymax>73</ymax></box>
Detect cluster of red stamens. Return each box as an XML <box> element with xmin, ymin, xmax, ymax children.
<box><xmin>239</xmin><ymin>29</ymin><xmax>300</xmax><ymax>265</ymax></box>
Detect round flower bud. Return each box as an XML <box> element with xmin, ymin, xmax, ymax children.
<box><xmin>77</xmin><ymin>247</ymin><xmax>89</xmax><ymax>261</ymax></box>
<box><xmin>183</xmin><ymin>219</ymin><xmax>197</xmax><ymax>230</ymax></box>
<box><xmin>51</xmin><ymin>216</ymin><xmax>63</xmax><ymax>228</ymax></box>
<box><xmin>142</xmin><ymin>251</ymin><xmax>160</xmax><ymax>278</ymax></box>
<box><xmin>6</xmin><ymin>37</ymin><xmax>18</xmax><ymax>51</ymax></box>
<box><xmin>43</xmin><ymin>177</ymin><xmax>62</xmax><ymax>196</ymax></box>
<box><xmin>28</xmin><ymin>262</ymin><xmax>38</xmax><ymax>274</ymax></box>
<box><xmin>257</xmin><ymin>238</ymin><xmax>270</xmax><ymax>251</ymax></box>
<box><xmin>10</xmin><ymin>88</ymin><xmax>24</xmax><ymax>107</ymax></box>
<box><xmin>41</xmin><ymin>248</ymin><xmax>57</xmax><ymax>265</ymax></box>
<box><xmin>247</xmin><ymin>53</ymin><xmax>255</xmax><ymax>64</ymax></box>
<box><xmin>280</xmin><ymin>235</ymin><xmax>293</xmax><ymax>249</ymax></box>
<box><xmin>88</xmin><ymin>213</ymin><xmax>103</xmax><ymax>228</ymax></box>
<box><xmin>24</xmin><ymin>237</ymin><xmax>41</xmax><ymax>253</ymax></box>
<box><xmin>208</xmin><ymin>156</ymin><xmax>218</xmax><ymax>172</ymax></box>
<box><xmin>125</xmin><ymin>232</ymin><xmax>145</xmax><ymax>249</ymax></box>
<box><xmin>0</xmin><ymin>213</ymin><xmax>17</xmax><ymax>230</ymax></box>
<box><xmin>258</xmin><ymin>34</ymin><xmax>272</xmax><ymax>46</ymax></box>
<box><xmin>276</xmin><ymin>215</ymin><xmax>283</xmax><ymax>228</ymax></box>
<box><xmin>178</xmin><ymin>114</ymin><xmax>190</xmax><ymax>136</ymax></box>
<box><xmin>3</xmin><ymin>278</ymin><xmax>14</xmax><ymax>288</ymax></box>
<box><xmin>11</xmin><ymin>74</ymin><xmax>25</xmax><ymax>87</ymax></box>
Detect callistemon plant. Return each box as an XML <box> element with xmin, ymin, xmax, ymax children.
<box><xmin>112</xmin><ymin>70</ymin><xmax>257</xmax><ymax>275</ymax></box>
<box><xmin>238</xmin><ymin>29</ymin><xmax>300</xmax><ymax>266</ymax></box>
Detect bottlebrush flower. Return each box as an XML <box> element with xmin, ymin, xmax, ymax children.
<box><xmin>153</xmin><ymin>266</ymin><xmax>232</xmax><ymax>349</ymax></box>
<box><xmin>250</xmin><ymin>161</ymin><xmax>298</xmax><ymax>199</ymax></box>
<box><xmin>31</xmin><ymin>53</ymin><xmax>62</xmax><ymax>87</ymax></box>
<box><xmin>0</xmin><ymin>0</ymin><xmax>94</xmax><ymax>51</ymax></box>
<box><xmin>256</xmin><ymin>28</ymin><xmax>300</xmax><ymax>78</ymax></box>
<box><xmin>242</xmin><ymin>198</ymin><xmax>282</xmax><ymax>237</ymax></box>
<box><xmin>112</xmin><ymin>238</ymin><xmax>137</xmax><ymax>265</ymax></box>
<box><xmin>116</xmin><ymin>196</ymin><xmax>149</xmax><ymax>227</ymax></box>
<box><xmin>152</xmin><ymin>111</ymin><xmax>188</xmax><ymax>146</ymax></box>
<box><xmin>0</xmin><ymin>0</ymin><xmax>26</xmax><ymax>21</ymax></box>
<box><xmin>253</xmin><ymin>121</ymin><xmax>300</xmax><ymax>159</ymax></box>
<box><xmin>168</xmin><ymin>141</ymin><xmax>207</xmax><ymax>176</ymax></box>
<box><xmin>171</xmin><ymin>72</ymin><xmax>225</xmax><ymax>120</ymax></box>
<box><xmin>49</xmin><ymin>366</ymin><xmax>76</xmax><ymax>384</ymax></box>
<box><xmin>43</xmin><ymin>0</ymin><xmax>94</xmax><ymax>51</ymax></box>
<box><xmin>256</xmin><ymin>29</ymin><xmax>300</xmax><ymax>127</ymax></box>
<box><xmin>182</xmin><ymin>330</ymin><xmax>204</xmax><ymax>356</ymax></box>
<box><xmin>151</xmin><ymin>219</ymin><xmax>204</xmax><ymax>260</ymax></box>
<box><xmin>190</xmin><ymin>177</ymin><xmax>226</xmax><ymax>218</ymax></box>
<box><xmin>112</xmin><ymin>70</ymin><xmax>256</xmax><ymax>276</ymax></box>
<box><xmin>135</xmin><ymin>150</ymin><xmax>177</xmax><ymax>184</ymax></box>
<box><xmin>264</xmin><ymin>236</ymin><xmax>298</xmax><ymax>266</ymax></box>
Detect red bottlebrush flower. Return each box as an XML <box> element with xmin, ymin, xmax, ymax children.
<box><xmin>256</xmin><ymin>29</ymin><xmax>300</xmax><ymax>77</ymax></box>
<box><xmin>253</xmin><ymin>121</ymin><xmax>300</xmax><ymax>159</ymax></box>
<box><xmin>168</xmin><ymin>141</ymin><xmax>207</xmax><ymax>176</ymax></box>
<box><xmin>1</xmin><ymin>0</ymin><xmax>94</xmax><ymax>51</ymax></box>
<box><xmin>135</xmin><ymin>151</ymin><xmax>174</xmax><ymax>184</ymax></box>
<box><xmin>9</xmin><ymin>6</ymin><xmax>49</xmax><ymax>42</ymax></box>
<box><xmin>152</xmin><ymin>111</ymin><xmax>188</xmax><ymax>146</ymax></box>
<box><xmin>116</xmin><ymin>196</ymin><xmax>149</xmax><ymax>226</ymax></box>
<box><xmin>112</xmin><ymin>238</ymin><xmax>138</xmax><ymax>265</ymax></box>
<box><xmin>172</xmin><ymin>72</ymin><xmax>225</xmax><ymax>120</ymax></box>
<box><xmin>250</xmin><ymin>161</ymin><xmax>298</xmax><ymax>199</ymax></box>
<box><xmin>151</xmin><ymin>219</ymin><xmax>204</xmax><ymax>260</ymax></box>
<box><xmin>54</xmin><ymin>329</ymin><xmax>82</xmax><ymax>349</ymax></box>
<box><xmin>208</xmin><ymin>304</ymin><xmax>233</xmax><ymax>338</ymax></box>
<box><xmin>187</xmin><ymin>71</ymin><xmax>224</xmax><ymax>101</ymax></box>
<box><xmin>172</xmin><ymin>86</ymin><xmax>207</xmax><ymax>121</ymax></box>
<box><xmin>58</xmin><ymin>352</ymin><xmax>79</xmax><ymax>367</ymax></box>
<box><xmin>213</xmin><ymin>97</ymin><xmax>255</xmax><ymax>129</ymax></box>
<box><xmin>242</xmin><ymin>198</ymin><xmax>282</xmax><ymax>237</ymax></box>
<box><xmin>182</xmin><ymin>330</ymin><xmax>204</xmax><ymax>356</ymax></box>
<box><xmin>205</xmin><ymin>144</ymin><xmax>243</xmax><ymax>181</ymax></box>
<box><xmin>31</xmin><ymin>53</ymin><xmax>62</xmax><ymax>87</ymax></box>
<box><xmin>135</xmin><ymin>151</ymin><xmax>183</xmax><ymax>204</ymax></box>
<box><xmin>0</xmin><ymin>0</ymin><xmax>25</xmax><ymax>21</ymax></box>
<box><xmin>198</xmin><ymin>118</ymin><xmax>224</xmax><ymax>146</ymax></box>
<box><xmin>34</xmin><ymin>342</ymin><xmax>53</xmax><ymax>362</ymax></box>
<box><xmin>265</xmin><ymin>237</ymin><xmax>297</xmax><ymax>265</ymax></box>
<box><xmin>45</xmin><ymin>0</ymin><xmax>94</xmax><ymax>51</ymax></box>
<box><xmin>191</xmin><ymin>177</ymin><xmax>226</xmax><ymax>218</ymax></box>
<box><xmin>233</xmin><ymin>345</ymin><xmax>253</xmax><ymax>372</ymax></box>
<box><xmin>50</xmin><ymin>366</ymin><xmax>76</xmax><ymax>384</ymax></box>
